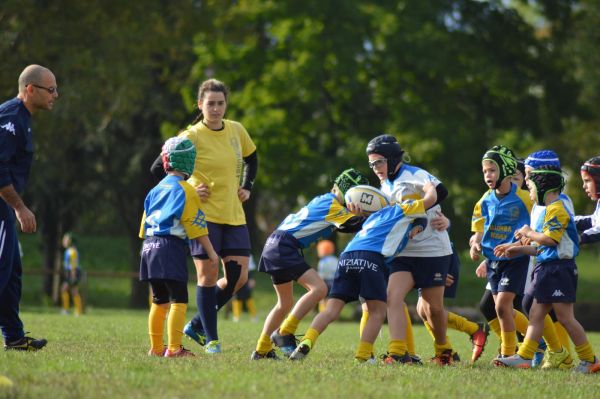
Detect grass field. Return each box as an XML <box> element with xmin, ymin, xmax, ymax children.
<box><xmin>1</xmin><ymin>308</ymin><xmax>600</xmax><ymax>399</ymax></box>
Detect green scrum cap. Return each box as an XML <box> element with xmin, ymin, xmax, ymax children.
<box><xmin>161</xmin><ymin>137</ymin><xmax>196</xmax><ymax>178</ymax></box>
<box><xmin>334</xmin><ymin>168</ymin><xmax>370</xmax><ymax>196</ymax></box>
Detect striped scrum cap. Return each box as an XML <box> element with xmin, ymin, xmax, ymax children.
<box><xmin>524</xmin><ymin>150</ymin><xmax>561</xmax><ymax>169</ymax></box>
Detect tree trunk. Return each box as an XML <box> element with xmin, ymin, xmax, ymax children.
<box><xmin>40</xmin><ymin>196</ymin><xmax>59</xmax><ymax>301</ymax></box>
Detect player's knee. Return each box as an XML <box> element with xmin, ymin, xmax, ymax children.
<box><xmin>313</xmin><ymin>280</ymin><xmax>328</xmax><ymax>300</ymax></box>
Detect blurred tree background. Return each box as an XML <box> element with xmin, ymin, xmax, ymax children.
<box><xmin>1</xmin><ymin>0</ymin><xmax>599</xmax><ymax>307</ymax></box>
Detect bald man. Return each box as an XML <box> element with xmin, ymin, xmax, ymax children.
<box><xmin>0</xmin><ymin>64</ymin><xmax>58</xmax><ymax>351</ymax></box>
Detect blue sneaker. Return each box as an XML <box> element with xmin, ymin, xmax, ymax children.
<box><xmin>531</xmin><ymin>339</ymin><xmax>547</xmax><ymax>368</ymax></box>
<box><xmin>270</xmin><ymin>329</ymin><xmax>297</xmax><ymax>356</ymax></box>
<box><xmin>205</xmin><ymin>340</ymin><xmax>222</xmax><ymax>354</ymax></box>
<box><xmin>183</xmin><ymin>322</ymin><xmax>206</xmax><ymax>347</ymax></box>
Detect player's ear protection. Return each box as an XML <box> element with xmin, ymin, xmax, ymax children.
<box><xmin>482</xmin><ymin>145</ymin><xmax>518</xmax><ymax>189</ymax></box>
<box><xmin>581</xmin><ymin>156</ymin><xmax>600</xmax><ymax>197</ymax></box>
<box><xmin>162</xmin><ymin>137</ymin><xmax>196</xmax><ymax>179</ymax></box>
<box><xmin>528</xmin><ymin>168</ymin><xmax>564</xmax><ymax>206</ymax></box>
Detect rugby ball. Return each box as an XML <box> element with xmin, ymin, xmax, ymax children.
<box><xmin>344</xmin><ymin>185</ymin><xmax>390</xmax><ymax>213</ymax></box>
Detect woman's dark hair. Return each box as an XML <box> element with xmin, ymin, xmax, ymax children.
<box><xmin>191</xmin><ymin>79</ymin><xmax>230</xmax><ymax>125</ymax></box>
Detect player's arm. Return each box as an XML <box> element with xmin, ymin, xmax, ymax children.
<box><xmin>422</xmin><ymin>181</ymin><xmax>438</xmax><ymax>209</ymax></box>
<box><xmin>516</xmin><ymin>225</ymin><xmax>558</xmax><ymax>247</ymax></box>
<box><xmin>337</xmin><ymin>215</ymin><xmax>366</xmax><ymax>233</ymax></box>
<box><xmin>409</xmin><ymin>217</ymin><xmax>428</xmax><ymax>238</ymax></box>
<box><xmin>196</xmin><ymin>235</ymin><xmax>219</xmax><ymax>266</ymax></box>
<box><xmin>0</xmin><ymin>185</ymin><xmax>35</xmax><ymax>233</ymax></box>
<box><xmin>433</xmin><ymin>182</ymin><xmax>448</xmax><ymax>206</ymax></box>
<box><xmin>573</xmin><ymin>215</ymin><xmax>600</xmax><ymax>244</ymax></box>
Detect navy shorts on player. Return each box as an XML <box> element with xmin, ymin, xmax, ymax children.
<box><xmin>140</xmin><ymin>236</ymin><xmax>189</xmax><ymax>283</ymax></box>
<box><xmin>259</xmin><ymin>230</ymin><xmax>311</xmax><ymax>285</ymax></box>
<box><xmin>389</xmin><ymin>254</ymin><xmax>451</xmax><ymax>289</ymax></box>
<box><xmin>63</xmin><ymin>268</ymin><xmax>82</xmax><ymax>286</ymax></box>
<box><xmin>486</xmin><ymin>256</ymin><xmax>528</xmax><ymax>295</ymax></box>
<box><xmin>190</xmin><ymin>222</ymin><xmax>251</xmax><ymax>259</ymax></box>
<box><xmin>329</xmin><ymin>250</ymin><xmax>387</xmax><ymax>303</ymax></box>
<box><xmin>418</xmin><ymin>249</ymin><xmax>460</xmax><ymax>298</ymax></box>
<box><xmin>528</xmin><ymin>259</ymin><xmax>577</xmax><ymax>304</ymax></box>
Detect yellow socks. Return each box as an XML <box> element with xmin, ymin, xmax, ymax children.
<box><xmin>232</xmin><ymin>300</ymin><xmax>242</xmax><ymax>320</ymax></box>
<box><xmin>575</xmin><ymin>342</ymin><xmax>596</xmax><ymax>363</ymax></box>
<box><xmin>488</xmin><ymin>318</ymin><xmax>502</xmax><ymax>338</ymax></box>
<box><xmin>247</xmin><ymin>298</ymin><xmax>257</xmax><ymax>318</ymax></box>
<box><xmin>303</xmin><ymin>327</ymin><xmax>320</xmax><ymax>348</ymax></box>
<box><xmin>73</xmin><ymin>294</ymin><xmax>82</xmax><ymax>316</ymax></box>
<box><xmin>355</xmin><ymin>341</ymin><xmax>374</xmax><ymax>361</ymax></box>
<box><xmin>280</xmin><ymin>314</ymin><xmax>300</xmax><ymax>336</ymax></box>
<box><xmin>517</xmin><ymin>338</ymin><xmax>538</xmax><ymax>360</ymax></box>
<box><xmin>388</xmin><ymin>339</ymin><xmax>408</xmax><ymax>357</ymax></box>
<box><xmin>404</xmin><ymin>305</ymin><xmax>416</xmax><ymax>356</ymax></box>
<box><xmin>542</xmin><ymin>315</ymin><xmax>562</xmax><ymax>352</ymax></box>
<box><xmin>513</xmin><ymin>310</ymin><xmax>529</xmax><ymax>336</ymax></box>
<box><xmin>359</xmin><ymin>311</ymin><xmax>368</xmax><ymax>337</ymax></box>
<box><xmin>434</xmin><ymin>340</ymin><xmax>453</xmax><ymax>356</ymax></box>
<box><xmin>61</xmin><ymin>291</ymin><xmax>70</xmax><ymax>312</ymax></box>
<box><xmin>501</xmin><ymin>330</ymin><xmax>517</xmax><ymax>356</ymax></box>
<box><xmin>447</xmin><ymin>312</ymin><xmax>479</xmax><ymax>336</ymax></box>
<box><xmin>167</xmin><ymin>303</ymin><xmax>187</xmax><ymax>352</ymax></box>
<box><xmin>424</xmin><ymin>321</ymin><xmax>435</xmax><ymax>340</ymax></box>
<box><xmin>256</xmin><ymin>334</ymin><xmax>273</xmax><ymax>354</ymax></box>
<box><xmin>148</xmin><ymin>303</ymin><xmax>169</xmax><ymax>352</ymax></box>
<box><xmin>555</xmin><ymin>322</ymin><xmax>573</xmax><ymax>356</ymax></box>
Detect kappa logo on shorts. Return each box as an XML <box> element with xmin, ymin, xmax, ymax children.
<box><xmin>433</xmin><ymin>273</ymin><xmax>443</xmax><ymax>281</ymax></box>
<box><xmin>500</xmin><ymin>277</ymin><xmax>510</xmax><ymax>286</ymax></box>
<box><xmin>552</xmin><ymin>290</ymin><xmax>565</xmax><ymax>297</ymax></box>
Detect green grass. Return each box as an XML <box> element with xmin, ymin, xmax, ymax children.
<box><xmin>1</xmin><ymin>309</ymin><xmax>600</xmax><ymax>399</ymax></box>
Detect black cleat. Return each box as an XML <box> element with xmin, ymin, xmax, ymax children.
<box><xmin>250</xmin><ymin>350</ymin><xmax>281</xmax><ymax>360</ymax></box>
<box><xmin>270</xmin><ymin>329</ymin><xmax>297</xmax><ymax>356</ymax></box>
<box><xmin>4</xmin><ymin>335</ymin><xmax>48</xmax><ymax>351</ymax></box>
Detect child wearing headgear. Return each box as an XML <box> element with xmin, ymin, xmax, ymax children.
<box><xmin>576</xmin><ymin>156</ymin><xmax>600</xmax><ymax>244</ymax></box>
<box><xmin>289</xmin><ymin>195</ymin><xmax>431</xmax><ymax>363</ymax></box>
<box><xmin>60</xmin><ymin>232</ymin><xmax>83</xmax><ymax>316</ymax></box>
<box><xmin>493</xmin><ymin>165</ymin><xmax>600</xmax><ymax>373</ymax></box>
<box><xmin>251</xmin><ymin>169</ymin><xmax>369</xmax><ymax>360</ymax></box>
<box><xmin>470</xmin><ymin>145</ymin><xmax>533</xmax><ymax>362</ymax></box>
<box><xmin>140</xmin><ymin>137</ymin><xmax>219</xmax><ymax>357</ymax></box>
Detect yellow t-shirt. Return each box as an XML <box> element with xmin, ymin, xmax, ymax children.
<box><xmin>179</xmin><ymin>119</ymin><xmax>256</xmax><ymax>225</ymax></box>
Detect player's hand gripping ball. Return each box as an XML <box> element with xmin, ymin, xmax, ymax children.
<box><xmin>344</xmin><ymin>185</ymin><xmax>390</xmax><ymax>214</ymax></box>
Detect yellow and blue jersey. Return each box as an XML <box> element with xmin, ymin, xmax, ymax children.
<box><xmin>139</xmin><ymin>174</ymin><xmax>209</xmax><ymax>241</ymax></box>
<box><xmin>343</xmin><ymin>200</ymin><xmax>427</xmax><ymax>260</ymax></box>
<box><xmin>472</xmin><ymin>183</ymin><xmax>533</xmax><ymax>260</ymax></box>
<box><xmin>63</xmin><ymin>246</ymin><xmax>79</xmax><ymax>271</ymax></box>
<box><xmin>533</xmin><ymin>199</ymin><xmax>579</xmax><ymax>263</ymax></box>
<box><xmin>276</xmin><ymin>193</ymin><xmax>354</xmax><ymax>248</ymax></box>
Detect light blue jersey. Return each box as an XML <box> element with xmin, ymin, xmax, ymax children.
<box><xmin>139</xmin><ymin>175</ymin><xmax>209</xmax><ymax>241</ymax></box>
<box><xmin>277</xmin><ymin>193</ymin><xmax>354</xmax><ymax>248</ymax></box>
<box><xmin>343</xmin><ymin>200</ymin><xmax>426</xmax><ymax>260</ymax></box>
<box><xmin>533</xmin><ymin>198</ymin><xmax>579</xmax><ymax>263</ymax></box>
<box><xmin>472</xmin><ymin>183</ymin><xmax>533</xmax><ymax>260</ymax></box>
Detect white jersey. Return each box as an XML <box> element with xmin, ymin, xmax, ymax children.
<box><xmin>318</xmin><ymin>255</ymin><xmax>338</xmax><ymax>281</ymax></box>
<box><xmin>381</xmin><ymin>164</ymin><xmax>452</xmax><ymax>257</ymax></box>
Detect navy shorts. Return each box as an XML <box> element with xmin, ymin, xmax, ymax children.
<box><xmin>259</xmin><ymin>230</ymin><xmax>307</xmax><ymax>273</ymax></box>
<box><xmin>487</xmin><ymin>256</ymin><xmax>529</xmax><ymax>295</ymax></box>
<box><xmin>140</xmin><ymin>236</ymin><xmax>189</xmax><ymax>283</ymax></box>
<box><xmin>530</xmin><ymin>259</ymin><xmax>577</xmax><ymax>304</ymax></box>
<box><xmin>418</xmin><ymin>250</ymin><xmax>461</xmax><ymax>298</ymax></box>
<box><xmin>389</xmin><ymin>255</ymin><xmax>451</xmax><ymax>289</ymax></box>
<box><xmin>190</xmin><ymin>222</ymin><xmax>251</xmax><ymax>259</ymax></box>
<box><xmin>329</xmin><ymin>251</ymin><xmax>387</xmax><ymax>303</ymax></box>
<box><xmin>63</xmin><ymin>268</ymin><xmax>82</xmax><ymax>286</ymax></box>
<box><xmin>269</xmin><ymin>264</ymin><xmax>311</xmax><ymax>285</ymax></box>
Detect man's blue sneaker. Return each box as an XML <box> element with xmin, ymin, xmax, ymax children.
<box><xmin>205</xmin><ymin>340</ymin><xmax>222</xmax><ymax>354</ymax></box>
<box><xmin>531</xmin><ymin>339</ymin><xmax>547</xmax><ymax>368</ymax></box>
<box><xmin>183</xmin><ymin>322</ymin><xmax>206</xmax><ymax>347</ymax></box>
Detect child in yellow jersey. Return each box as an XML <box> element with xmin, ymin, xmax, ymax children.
<box><xmin>140</xmin><ymin>137</ymin><xmax>218</xmax><ymax>358</ymax></box>
<box><xmin>494</xmin><ymin>166</ymin><xmax>600</xmax><ymax>373</ymax></box>
<box><xmin>60</xmin><ymin>232</ymin><xmax>83</xmax><ymax>316</ymax></box>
